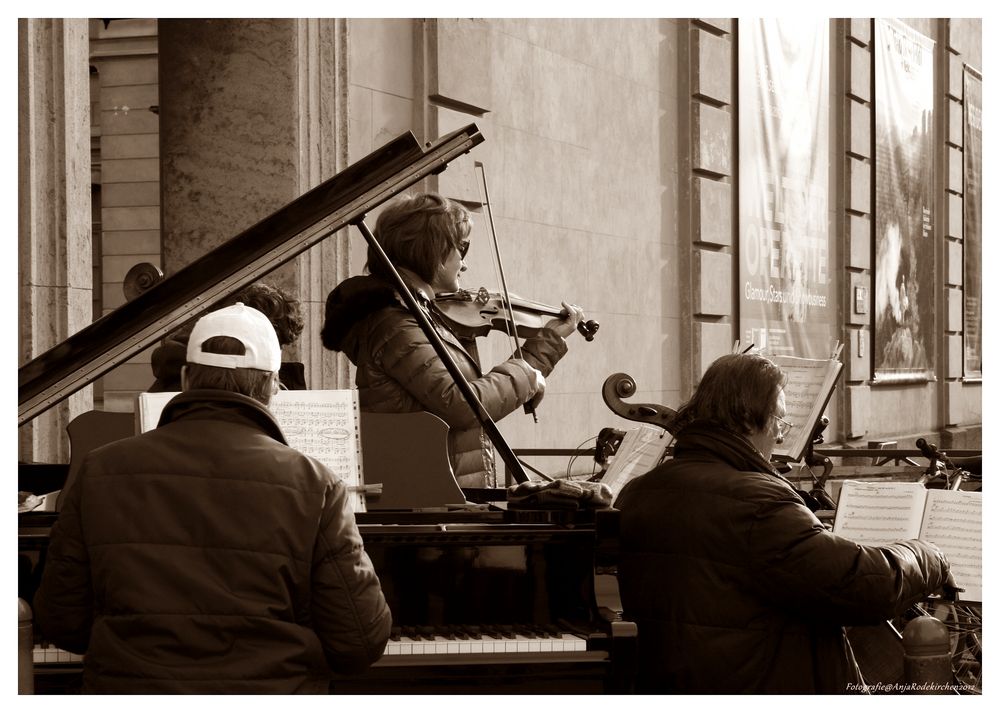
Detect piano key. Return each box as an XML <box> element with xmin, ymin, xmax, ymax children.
<box><xmin>541</xmin><ymin>624</ymin><xmax>563</xmax><ymax>637</ymax></box>
<box><xmin>532</xmin><ymin>625</ymin><xmax>555</xmax><ymax>638</ymax></box>
<box><xmin>417</xmin><ymin>626</ymin><xmax>436</xmax><ymax>641</ymax></box>
<box><xmin>378</xmin><ymin>627</ymin><xmax>588</xmax><ymax>657</ymax></box>
<box><xmin>32</xmin><ymin>643</ymin><xmax>83</xmax><ymax>664</ymax></box>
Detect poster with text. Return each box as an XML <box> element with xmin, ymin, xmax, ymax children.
<box><xmin>963</xmin><ymin>68</ymin><xmax>982</xmax><ymax>378</ymax></box>
<box><xmin>873</xmin><ymin>19</ymin><xmax>935</xmax><ymax>382</ymax></box>
<box><xmin>738</xmin><ymin>18</ymin><xmax>833</xmax><ymax>358</ymax></box>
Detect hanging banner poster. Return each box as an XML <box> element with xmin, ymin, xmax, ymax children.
<box><xmin>738</xmin><ymin>18</ymin><xmax>832</xmax><ymax>358</ymax></box>
<box><xmin>873</xmin><ymin>19</ymin><xmax>936</xmax><ymax>382</ymax></box>
<box><xmin>963</xmin><ymin>68</ymin><xmax>982</xmax><ymax>378</ymax></box>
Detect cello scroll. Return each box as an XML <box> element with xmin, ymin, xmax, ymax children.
<box><xmin>601</xmin><ymin>372</ymin><xmax>678</xmax><ymax>434</ymax></box>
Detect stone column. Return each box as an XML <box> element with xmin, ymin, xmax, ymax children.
<box><xmin>18</xmin><ymin>18</ymin><xmax>93</xmax><ymax>462</ymax></box>
<box><xmin>158</xmin><ymin>18</ymin><xmax>352</xmax><ymax>389</ymax></box>
<box><xmin>295</xmin><ymin>18</ymin><xmax>353</xmax><ymax>390</ymax></box>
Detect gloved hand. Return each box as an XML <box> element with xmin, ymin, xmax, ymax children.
<box><xmin>941</xmin><ymin>568</ymin><xmax>964</xmax><ymax>601</ymax></box>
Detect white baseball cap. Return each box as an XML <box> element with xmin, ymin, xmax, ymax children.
<box><xmin>187</xmin><ymin>303</ymin><xmax>281</xmax><ymax>371</ymax></box>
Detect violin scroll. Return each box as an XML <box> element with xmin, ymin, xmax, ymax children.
<box><xmin>601</xmin><ymin>372</ymin><xmax>678</xmax><ymax>434</ymax></box>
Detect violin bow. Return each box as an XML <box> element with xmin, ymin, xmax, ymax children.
<box><xmin>474</xmin><ymin>161</ymin><xmax>538</xmax><ymax>423</ymax></box>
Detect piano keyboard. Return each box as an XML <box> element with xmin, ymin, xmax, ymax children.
<box><xmin>32</xmin><ymin>629</ymin><xmax>587</xmax><ymax>665</ymax></box>
<box><xmin>33</xmin><ymin>643</ymin><xmax>83</xmax><ymax>664</ymax></box>
<box><xmin>382</xmin><ymin>625</ymin><xmax>586</xmax><ymax>657</ymax></box>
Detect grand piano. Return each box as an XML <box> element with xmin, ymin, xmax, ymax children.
<box><xmin>18</xmin><ymin>124</ymin><xmax>637</xmax><ymax>694</ymax></box>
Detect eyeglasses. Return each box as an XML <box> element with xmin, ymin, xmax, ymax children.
<box><xmin>774</xmin><ymin>415</ymin><xmax>794</xmax><ymax>440</ymax></box>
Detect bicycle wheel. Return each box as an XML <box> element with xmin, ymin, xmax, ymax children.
<box><xmin>927</xmin><ymin>601</ymin><xmax>982</xmax><ymax>694</ymax></box>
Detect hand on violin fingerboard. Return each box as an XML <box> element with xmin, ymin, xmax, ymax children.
<box><xmin>545</xmin><ymin>302</ymin><xmax>586</xmax><ymax>339</ymax></box>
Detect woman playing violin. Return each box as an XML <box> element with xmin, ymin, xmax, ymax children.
<box><xmin>321</xmin><ymin>192</ymin><xmax>585</xmax><ymax>488</ymax></box>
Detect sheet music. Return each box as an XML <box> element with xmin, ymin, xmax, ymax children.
<box><xmin>270</xmin><ymin>391</ymin><xmax>365</xmax><ymax>513</ymax></box>
<box><xmin>137</xmin><ymin>390</ymin><xmax>366</xmax><ymax>512</ymax></box>
<box><xmin>600</xmin><ymin>425</ymin><xmax>670</xmax><ymax>500</ymax></box>
<box><xmin>768</xmin><ymin>354</ymin><xmax>841</xmax><ymax>461</ymax></box>
<box><xmin>920</xmin><ymin>490</ymin><xmax>982</xmax><ymax>602</ymax></box>
<box><xmin>136</xmin><ymin>391</ymin><xmax>173</xmax><ymax>432</ymax></box>
<box><xmin>832</xmin><ymin>480</ymin><xmax>926</xmax><ymax>545</ymax></box>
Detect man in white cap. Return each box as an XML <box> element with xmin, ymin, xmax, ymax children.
<box><xmin>34</xmin><ymin>303</ymin><xmax>391</xmax><ymax>693</ymax></box>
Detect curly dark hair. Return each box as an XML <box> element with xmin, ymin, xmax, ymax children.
<box><xmin>228</xmin><ymin>282</ymin><xmax>304</xmax><ymax>347</ymax></box>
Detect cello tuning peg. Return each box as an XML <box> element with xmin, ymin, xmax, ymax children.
<box><xmin>613</xmin><ymin>376</ymin><xmax>636</xmax><ymax>398</ymax></box>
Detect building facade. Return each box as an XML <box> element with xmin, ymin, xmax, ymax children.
<box><xmin>18</xmin><ymin>18</ymin><xmax>982</xmax><ymax>467</ymax></box>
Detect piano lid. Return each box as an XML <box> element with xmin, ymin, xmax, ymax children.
<box><xmin>19</xmin><ymin>124</ymin><xmax>484</xmax><ymax>425</ymax></box>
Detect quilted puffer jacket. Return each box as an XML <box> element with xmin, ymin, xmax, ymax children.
<box><xmin>614</xmin><ymin>420</ymin><xmax>951</xmax><ymax>694</ymax></box>
<box><xmin>33</xmin><ymin>390</ymin><xmax>391</xmax><ymax>693</ymax></box>
<box><xmin>321</xmin><ymin>273</ymin><xmax>567</xmax><ymax>487</ymax></box>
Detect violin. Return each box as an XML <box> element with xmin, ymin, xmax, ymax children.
<box><xmin>435</xmin><ymin>287</ymin><xmax>600</xmax><ymax>342</ymax></box>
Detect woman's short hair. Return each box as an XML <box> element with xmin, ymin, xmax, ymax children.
<box><xmin>368</xmin><ymin>192</ymin><xmax>471</xmax><ymax>284</ymax></box>
<box><xmin>183</xmin><ymin>336</ymin><xmax>276</xmax><ymax>404</ymax></box>
<box><xmin>673</xmin><ymin>353</ymin><xmax>787</xmax><ymax>437</ymax></box>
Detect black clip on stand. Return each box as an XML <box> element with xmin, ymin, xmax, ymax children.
<box><xmin>804</xmin><ymin>417</ymin><xmax>836</xmax><ymax>510</ymax></box>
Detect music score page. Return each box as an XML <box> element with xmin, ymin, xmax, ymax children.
<box><xmin>919</xmin><ymin>489</ymin><xmax>982</xmax><ymax>602</ymax></box>
<box><xmin>600</xmin><ymin>424</ymin><xmax>670</xmax><ymax>500</ymax></box>
<box><xmin>768</xmin><ymin>354</ymin><xmax>842</xmax><ymax>462</ymax></box>
<box><xmin>833</xmin><ymin>480</ymin><xmax>982</xmax><ymax>602</ymax></box>
<box><xmin>269</xmin><ymin>390</ymin><xmax>365</xmax><ymax>512</ymax></box>
<box><xmin>832</xmin><ymin>481</ymin><xmax>926</xmax><ymax>544</ymax></box>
